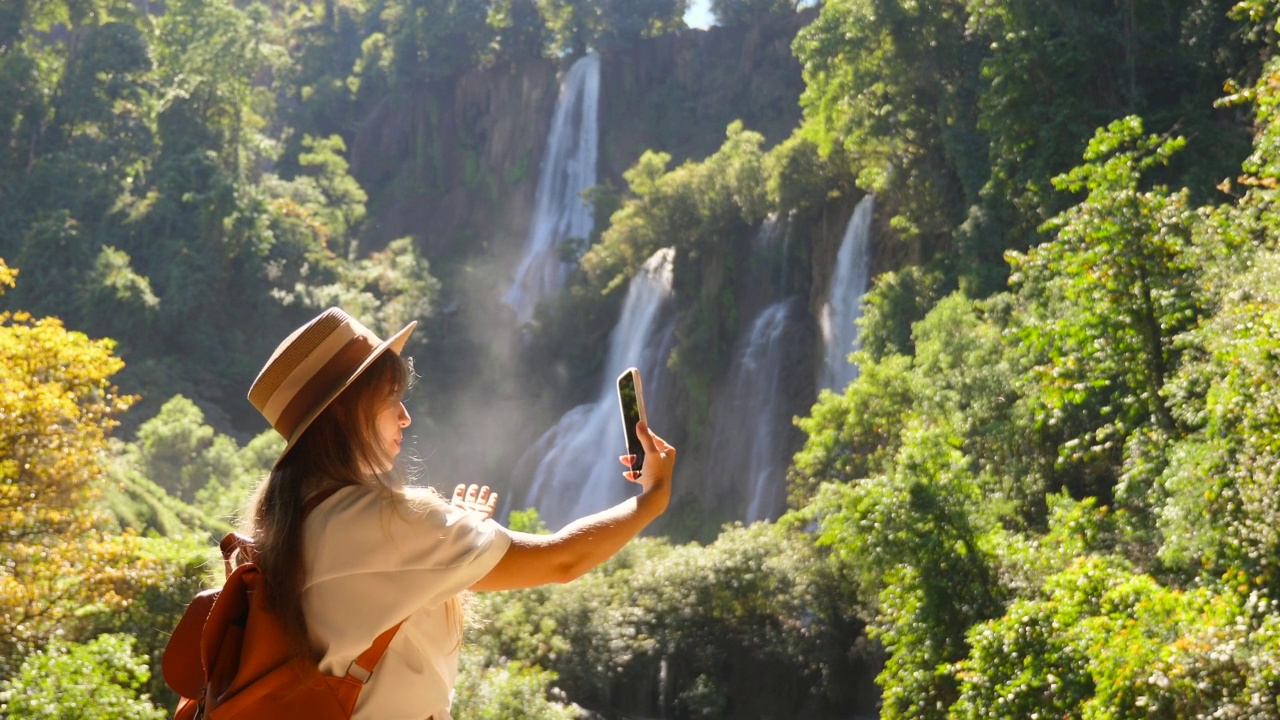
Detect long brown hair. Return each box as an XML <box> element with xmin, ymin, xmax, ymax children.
<box><xmin>244</xmin><ymin>349</ymin><xmax>411</xmax><ymax>654</ymax></box>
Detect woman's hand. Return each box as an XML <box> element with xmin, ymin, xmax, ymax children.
<box><xmin>619</xmin><ymin>421</ymin><xmax>675</xmax><ymax>503</ymax></box>
<box><xmin>472</xmin><ymin>423</ymin><xmax>676</xmax><ymax>592</ymax></box>
<box><xmin>451</xmin><ymin>483</ymin><xmax>498</xmax><ymax>520</ymax></box>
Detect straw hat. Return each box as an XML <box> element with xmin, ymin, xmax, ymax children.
<box><xmin>249</xmin><ymin>307</ymin><xmax>415</xmax><ymax>462</ymax></box>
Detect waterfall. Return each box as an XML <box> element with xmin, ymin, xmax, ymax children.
<box><xmin>705</xmin><ymin>297</ymin><xmax>808</xmax><ymax>523</ymax></box>
<box><xmin>754</xmin><ymin>212</ymin><xmax>786</xmax><ymax>292</ymax></box>
<box><xmin>819</xmin><ymin>194</ymin><xmax>874</xmax><ymax>391</ymax></box>
<box><xmin>503</xmin><ymin>53</ymin><xmax>600</xmax><ymax>325</ymax></box>
<box><xmin>510</xmin><ymin>248</ymin><xmax>676</xmax><ymax>529</ymax></box>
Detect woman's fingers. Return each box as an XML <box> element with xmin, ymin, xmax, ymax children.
<box><xmin>626</xmin><ymin>422</ymin><xmax>676</xmax><ymax>488</ymax></box>
<box><xmin>452</xmin><ymin>484</ymin><xmax>495</xmax><ymax>517</ymax></box>
<box><xmin>620</xmin><ymin>454</ymin><xmax>639</xmax><ymax>480</ymax></box>
<box><xmin>636</xmin><ymin>421</ymin><xmax>675</xmax><ymax>460</ymax></box>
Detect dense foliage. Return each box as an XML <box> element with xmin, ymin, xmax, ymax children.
<box><xmin>465</xmin><ymin>520</ymin><xmax>869</xmax><ymax>717</ymax></box>
<box><xmin>6</xmin><ymin>0</ymin><xmax>1280</xmax><ymax>717</ymax></box>
<box><xmin>512</xmin><ymin>0</ymin><xmax>1280</xmax><ymax>715</ymax></box>
<box><xmin>772</xmin><ymin>2</ymin><xmax>1280</xmax><ymax>711</ymax></box>
<box><xmin>0</xmin><ymin>266</ymin><xmax>211</xmax><ymax>714</ymax></box>
<box><xmin>0</xmin><ymin>634</ymin><xmax>167</xmax><ymax>719</ymax></box>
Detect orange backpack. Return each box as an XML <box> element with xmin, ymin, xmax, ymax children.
<box><xmin>162</xmin><ymin>495</ymin><xmax>401</xmax><ymax>719</ymax></box>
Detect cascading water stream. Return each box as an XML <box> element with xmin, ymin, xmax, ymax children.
<box><xmin>705</xmin><ymin>296</ymin><xmax>808</xmax><ymax>523</ymax></box>
<box><xmin>509</xmin><ymin>249</ymin><xmax>676</xmax><ymax>529</ymax></box>
<box><xmin>503</xmin><ymin>53</ymin><xmax>600</xmax><ymax>325</ymax></box>
<box><xmin>819</xmin><ymin>194</ymin><xmax>875</xmax><ymax>391</ymax></box>
<box><xmin>754</xmin><ymin>212</ymin><xmax>787</xmax><ymax>294</ymax></box>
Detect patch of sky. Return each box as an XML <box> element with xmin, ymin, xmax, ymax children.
<box><xmin>685</xmin><ymin>0</ymin><xmax>714</xmax><ymax>29</ymax></box>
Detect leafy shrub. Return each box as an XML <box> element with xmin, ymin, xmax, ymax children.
<box><xmin>954</xmin><ymin>558</ymin><xmax>1280</xmax><ymax>719</ymax></box>
<box><xmin>467</xmin><ymin>524</ymin><xmax>862</xmax><ymax>718</ymax></box>
<box><xmin>452</xmin><ymin>647</ymin><xmax>579</xmax><ymax>720</ymax></box>
<box><xmin>0</xmin><ymin>634</ymin><xmax>166</xmax><ymax>720</ymax></box>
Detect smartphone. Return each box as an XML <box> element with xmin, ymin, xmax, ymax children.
<box><xmin>616</xmin><ymin>367</ymin><xmax>648</xmax><ymax>475</ymax></box>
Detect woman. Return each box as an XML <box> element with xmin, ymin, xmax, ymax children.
<box><xmin>244</xmin><ymin>307</ymin><xmax>675</xmax><ymax>720</ymax></box>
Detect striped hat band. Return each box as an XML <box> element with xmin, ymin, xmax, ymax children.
<box><xmin>248</xmin><ymin>307</ymin><xmax>415</xmax><ymax>454</ymax></box>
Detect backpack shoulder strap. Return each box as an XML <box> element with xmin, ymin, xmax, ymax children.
<box><xmin>345</xmin><ymin>621</ymin><xmax>404</xmax><ymax>683</ymax></box>
<box><xmin>189</xmin><ymin>483</ymin><xmax>396</xmax><ymax>700</ymax></box>
<box><xmin>301</xmin><ymin>484</ymin><xmax>401</xmax><ymax>685</ymax></box>
<box><xmin>302</xmin><ymin>485</ymin><xmax>343</xmax><ymax>519</ymax></box>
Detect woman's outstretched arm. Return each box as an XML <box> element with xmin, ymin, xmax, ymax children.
<box><xmin>470</xmin><ymin>422</ymin><xmax>675</xmax><ymax>591</ymax></box>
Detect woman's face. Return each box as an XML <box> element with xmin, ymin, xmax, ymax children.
<box><xmin>373</xmin><ymin>393</ymin><xmax>411</xmax><ymax>468</ymax></box>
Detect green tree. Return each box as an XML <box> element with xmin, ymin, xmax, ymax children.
<box><xmin>453</xmin><ymin>650</ymin><xmax>577</xmax><ymax>720</ymax></box>
<box><xmin>298</xmin><ymin>133</ymin><xmax>368</xmax><ymax>259</ymax></box>
<box><xmin>629</xmin><ymin>522</ymin><xmax>847</xmax><ymax>717</ymax></box>
<box><xmin>856</xmin><ymin>265</ymin><xmax>945</xmax><ymax>360</ymax></box>
<box><xmin>76</xmin><ymin>246</ymin><xmax>160</xmax><ymax>346</ymax></box>
<box><xmin>954</xmin><ymin>555</ymin><xmax>1280</xmax><ymax>718</ymax></box>
<box><xmin>794</xmin><ymin>0</ymin><xmax>985</xmax><ymax>256</ymax></box>
<box><xmin>1157</xmin><ymin>244</ymin><xmax>1280</xmax><ymax>593</ymax></box>
<box><xmin>467</xmin><ymin>523</ymin><xmax>862</xmax><ymax>717</ymax></box>
<box><xmin>594</xmin><ymin>0</ymin><xmax>686</xmax><ymax>49</ymax></box>
<box><xmin>151</xmin><ymin>0</ymin><xmax>277</xmax><ymax>181</ymax></box>
<box><xmin>0</xmin><ymin>634</ymin><xmax>166</xmax><ymax>719</ymax></box>
<box><xmin>536</xmin><ymin>0</ymin><xmax>594</xmax><ymax>55</ymax></box>
<box><xmin>131</xmin><ymin>395</ymin><xmax>216</xmax><ymax>501</ymax></box>
<box><xmin>790</xmin><ymin>353</ymin><xmax>914</xmax><ymax>505</ymax></box>
<box><xmin>382</xmin><ymin>0</ymin><xmax>494</xmax><ymax>84</ymax></box>
<box><xmin>0</xmin><ymin>267</ymin><xmax>181</xmax><ymax>679</ymax></box>
<box><xmin>194</xmin><ymin>429</ymin><xmax>284</xmax><ymax>522</ymax></box>
<box><xmin>536</xmin><ymin>0</ymin><xmax>685</xmax><ymax>54</ymax></box>
<box><xmin>805</xmin><ymin>420</ymin><xmax>1005</xmax><ymax>720</ymax></box>
<box><xmin>87</xmin><ymin>534</ymin><xmax>214</xmax><ymax>708</ymax></box>
<box><xmin>910</xmin><ymin>292</ymin><xmax>1034</xmax><ymax>519</ymax></box>
<box><xmin>712</xmin><ymin>0</ymin><xmax>798</xmax><ymax>26</ymax></box>
<box><xmin>792</xmin><ymin>291</ymin><xmax>1025</xmax><ymax>515</ymax></box>
<box><xmin>487</xmin><ymin>0</ymin><xmax>549</xmax><ymax>62</ymax></box>
<box><xmin>282</xmin><ymin>235</ymin><xmax>440</xmax><ymax>347</ymax></box>
<box><xmin>3</xmin><ymin>12</ymin><xmax>154</xmax><ymax>321</ymax></box>
<box><xmin>116</xmin><ymin>0</ymin><xmax>290</xmax><ymax>406</ymax></box>
<box><xmin>966</xmin><ymin>0</ymin><xmax>1251</xmax><ymax>290</ymax></box>
<box><xmin>0</xmin><ymin>34</ymin><xmax>40</xmax><ymax>193</ymax></box>
<box><xmin>1006</xmin><ymin>117</ymin><xmax>1201</xmax><ymax>501</ymax></box>
<box><xmin>764</xmin><ymin>133</ymin><xmax>848</xmax><ymax>220</ymax></box>
<box><xmin>125</xmin><ymin>394</ymin><xmax>282</xmax><ymax>513</ymax></box>
<box><xmin>1147</xmin><ymin>41</ymin><xmax>1280</xmax><ymax>594</ymax></box>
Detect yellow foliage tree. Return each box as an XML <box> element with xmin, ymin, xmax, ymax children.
<box><xmin>0</xmin><ymin>257</ymin><xmax>175</xmax><ymax>675</ymax></box>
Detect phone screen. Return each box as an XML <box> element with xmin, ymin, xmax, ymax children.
<box><xmin>617</xmin><ymin>368</ymin><xmax>647</xmax><ymax>474</ymax></box>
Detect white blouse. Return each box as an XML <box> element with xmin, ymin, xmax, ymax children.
<box><xmin>303</xmin><ymin>485</ymin><xmax>512</xmax><ymax>720</ymax></box>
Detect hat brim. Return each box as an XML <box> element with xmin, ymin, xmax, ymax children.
<box><xmin>273</xmin><ymin>320</ymin><xmax>416</xmax><ymax>468</ymax></box>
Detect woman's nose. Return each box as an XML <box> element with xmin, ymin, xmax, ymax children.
<box><xmin>399</xmin><ymin>402</ymin><xmax>411</xmax><ymax>427</ymax></box>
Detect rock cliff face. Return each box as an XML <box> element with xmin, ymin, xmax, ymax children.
<box><xmin>597</xmin><ymin>9</ymin><xmax>816</xmax><ymax>184</ymax></box>
<box><xmin>350</xmin><ymin>58</ymin><xmax>559</xmax><ymax>258</ymax></box>
<box><xmin>349</xmin><ymin>10</ymin><xmax>815</xmax><ymax>264</ymax></box>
